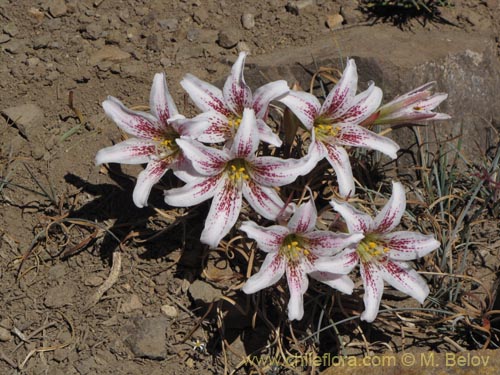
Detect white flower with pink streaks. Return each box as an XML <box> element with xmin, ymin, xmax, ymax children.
<box><xmin>373</xmin><ymin>82</ymin><xmax>451</xmax><ymax>126</ymax></box>
<box><xmin>315</xmin><ymin>181</ymin><xmax>440</xmax><ymax>322</ymax></box>
<box><xmin>241</xmin><ymin>199</ymin><xmax>363</xmax><ymax>321</ymax></box>
<box><xmin>181</xmin><ymin>52</ymin><xmax>289</xmax><ymax>147</ymax></box>
<box><xmin>164</xmin><ymin>108</ymin><xmax>314</xmax><ymax>249</ymax></box>
<box><xmin>96</xmin><ymin>73</ymin><xmax>208</xmax><ymax>208</ymax></box>
<box><xmin>280</xmin><ymin>59</ymin><xmax>399</xmax><ymax>197</ymax></box>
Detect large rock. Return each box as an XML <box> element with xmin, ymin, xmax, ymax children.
<box><xmin>247</xmin><ymin>26</ymin><xmax>500</xmax><ymax>164</ymax></box>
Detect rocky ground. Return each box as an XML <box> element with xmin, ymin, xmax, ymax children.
<box><xmin>1</xmin><ymin>0</ymin><xmax>500</xmax><ymax>374</ymax></box>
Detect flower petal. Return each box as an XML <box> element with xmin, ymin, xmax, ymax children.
<box><xmin>314</xmin><ymin>248</ymin><xmax>360</xmax><ymax>274</ymax></box>
<box><xmin>253</xmin><ymin>80</ymin><xmax>289</xmax><ymax>119</ymax></box>
<box><xmin>242</xmin><ymin>180</ymin><xmax>287</xmax><ymax>220</ymax></box>
<box><xmin>286</xmin><ymin>264</ymin><xmax>309</xmax><ymax>320</ymax></box>
<box><xmin>164</xmin><ymin>175</ymin><xmax>222</xmax><ymax>207</ymax></box>
<box><xmin>133</xmin><ymin>159</ymin><xmax>170</xmax><ymax>208</ymax></box>
<box><xmin>176</xmin><ymin>138</ymin><xmax>228</xmax><ymax>176</ymax></box>
<box><xmin>180</xmin><ymin>73</ymin><xmax>231</xmax><ymax>116</ymax></box>
<box><xmin>304</xmin><ymin>232</ymin><xmax>364</xmax><ymax>256</ymax></box>
<box><xmin>279</xmin><ymin>90</ymin><xmax>320</xmax><ymax>130</ymax></box>
<box><xmin>150</xmin><ymin>72</ymin><xmax>179</xmax><ymax>125</ymax></box>
<box><xmin>196</xmin><ymin>112</ymin><xmax>230</xmax><ymax>143</ymax></box>
<box><xmin>337</xmin><ymin>124</ymin><xmax>400</xmax><ymax>159</ymax></box>
<box><xmin>95</xmin><ymin>138</ymin><xmax>156</xmax><ymax>165</ymax></box>
<box><xmin>320</xmin><ymin>59</ymin><xmax>357</xmax><ymax>118</ymax></box>
<box><xmin>330</xmin><ymin>83</ymin><xmax>382</xmax><ymax>124</ymax></box>
<box><xmin>240</xmin><ymin>220</ymin><xmax>290</xmax><ymax>253</ymax></box>
<box><xmin>223</xmin><ymin>52</ymin><xmax>253</xmax><ymax>115</ymax></box>
<box><xmin>287</xmin><ymin>200</ymin><xmax>317</xmax><ymax>234</ymax></box>
<box><xmin>102</xmin><ymin>96</ymin><xmax>164</xmax><ymax>139</ymax></box>
<box><xmin>330</xmin><ymin>200</ymin><xmax>373</xmax><ymax>234</ymax></box>
<box><xmin>380</xmin><ymin>259</ymin><xmax>430</xmax><ymax>304</ymax></box>
<box><xmin>249</xmin><ymin>154</ymin><xmax>314</xmax><ymax>187</ymax></box>
<box><xmin>230</xmin><ymin>108</ymin><xmax>259</xmax><ymax>158</ymax></box>
<box><xmin>373</xmin><ymin>181</ymin><xmax>406</xmax><ymax>233</ymax></box>
<box><xmin>169</xmin><ymin>113</ymin><xmax>211</xmax><ymax>138</ymax></box>
<box><xmin>242</xmin><ymin>252</ymin><xmax>285</xmax><ymax>294</ymax></box>
<box><xmin>256</xmin><ymin>119</ymin><xmax>282</xmax><ymax>147</ymax></box>
<box><xmin>200</xmin><ymin>178</ymin><xmax>242</xmax><ymax>248</ymax></box>
<box><xmin>322</xmin><ymin>142</ymin><xmax>355</xmax><ymax>197</ymax></box>
<box><xmin>381</xmin><ymin>231</ymin><xmax>440</xmax><ymax>261</ymax></box>
<box><xmin>310</xmin><ymin>272</ymin><xmax>354</xmax><ymax>294</ymax></box>
<box><xmin>360</xmin><ymin>261</ymin><xmax>384</xmax><ymax>322</ymax></box>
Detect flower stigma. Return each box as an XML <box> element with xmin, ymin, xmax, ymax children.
<box><xmin>356</xmin><ymin>235</ymin><xmax>390</xmax><ymax>262</ymax></box>
<box><xmin>227</xmin><ymin>159</ymin><xmax>250</xmax><ymax>184</ymax></box>
<box><xmin>153</xmin><ymin>133</ymin><xmax>179</xmax><ymax>160</ymax></box>
<box><xmin>314</xmin><ymin>119</ymin><xmax>341</xmax><ymax>140</ymax></box>
<box><xmin>279</xmin><ymin>234</ymin><xmax>311</xmax><ymax>263</ymax></box>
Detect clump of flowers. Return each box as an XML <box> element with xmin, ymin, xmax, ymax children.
<box><xmin>96</xmin><ymin>52</ymin><xmax>449</xmax><ymax>323</ymax></box>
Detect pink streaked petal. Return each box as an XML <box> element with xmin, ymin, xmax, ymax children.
<box><xmin>373</xmin><ymin>181</ymin><xmax>406</xmax><ymax>233</ymax></box>
<box><xmin>360</xmin><ymin>261</ymin><xmax>384</xmax><ymax>322</ymax></box>
<box><xmin>380</xmin><ymin>231</ymin><xmax>440</xmax><ymax>261</ymax></box>
<box><xmin>169</xmin><ymin>113</ymin><xmax>211</xmax><ymax>138</ymax></box>
<box><xmin>170</xmin><ymin>153</ymin><xmax>203</xmax><ymax>183</ymax></box>
<box><xmin>309</xmin><ymin>272</ymin><xmax>354</xmax><ymax>294</ymax></box>
<box><xmin>322</xmin><ymin>142</ymin><xmax>355</xmax><ymax>198</ymax></box>
<box><xmin>286</xmin><ymin>264</ymin><xmax>309</xmax><ymax>320</ymax></box>
<box><xmin>287</xmin><ymin>200</ymin><xmax>317</xmax><ymax>234</ymax></box>
<box><xmin>330</xmin><ymin>200</ymin><xmax>373</xmax><ymax>234</ymax></box>
<box><xmin>249</xmin><ymin>154</ymin><xmax>313</xmax><ymax>187</ymax></box>
<box><xmin>200</xmin><ymin>178</ymin><xmax>242</xmax><ymax>248</ymax></box>
<box><xmin>253</xmin><ymin>80</ymin><xmax>289</xmax><ymax>119</ymax></box>
<box><xmin>103</xmin><ymin>96</ymin><xmax>164</xmax><ymax>139</ymax></box>
<box><xmin>240</xmin><ymin>221</ymin><xmax>290</xmax><ymax>253</ymax></box>
<box><xmin>337</xmin><ymin>124</ymin><xmax>399</xmax><ymax>159</ymax></box>
<box><xmin>180</xmin><ymin>73</ymin><xmax>231</xmax><ymax>117</ymax></box>
<box><xmin>331</xmin><ymin>83</ymin><xmax>382</xmax><ymax>124</ymax></box>
<box><xmin>279</xmin><ymin>90</ymin><xmax>320</xmax><ymax>130</ymax></box>
<box><xmin>164</xmin><ymin>175</ymin><xmax>222</xmax><ymax>207</ymax></box>
<box><xmin>375</xmin><ymin>108</ymin><xmax>438</xmax><ymax>125</ymax></box>
<box><xmin>176</xmin><ymin>138</ymin><xmax>228</xmax><ymax>176</ymax></box>
<box><xmin>320</xmin><ymin>59</ymin><xmax>357</xmax><ymax>118</ymax></box>
<box><xmin>381</xmin><ymin>82</ymin><xmax>436</xmax><ymax>112</ymax></box>
<box><xmin>242</xmin><ymin>252</ymin><xmax>285</xmax><ymax>294</ymax></box>
<box><xmin>314</xmin><ymin>248</ymin><xmax>360</xmax><ymax>274</ymax></box>
<box><xmin>196</xmin><ymin>112</ymin><xmax>230</xmax><ymax>143</ymax></box>
<box><xmin>304</xmin><ymin>232</ymin><xmax>364</xmax><ymax>257</ymax></box>
<box><xmin>132</xmin><ymin>159</ymin><xmax>170</xmax><ymax>208</ymax></box>
<box><xmin>380</xmin><ymin>259</ymin><xmax>430</xmax><ymax>304</ymax></box>
<box><xmin>256</xmin><ymin>119</ymin><xmax>282</xmax><ymax>147</ymax></box>
<box><xmin>150</xmin><ymin>72</ymin><xmax>179</xmax><ymax>125</ymax></box>
<box><xmin>223</xmin><ymin>52</ymin><xmax>253</xmax><ymax>115</ymax></box>
<box><xmin>416</xmin><ymin>93</ymin><xmax>448</xmax><ymax>111</ymax></box>
<box><xmin>95</xmin><ymin>138</ymin><xmax>155</xmax><ymax>165</ymax></box>
<box><xmin>230</xmin><ymin>108</ymin><xmax>259</xmax><ymax>158</ymax></box>
<box><xmin>242</xmin><ymin>181</ymin><xmax>287</xmax><ymax>220</ymax></box>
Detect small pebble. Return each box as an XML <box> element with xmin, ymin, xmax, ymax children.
<box><xmin>241</xmin><ymin>13</ymin><xmax>255</xmax><ymax>29</ymax></box>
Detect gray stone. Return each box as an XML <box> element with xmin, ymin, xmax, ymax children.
<box><xmin>3</xmin><ymin>23</ymin><xmax>19</xmax><ymax>37</ymax></box>
<box><xmin>188</xmin><ymin>280</ymin><xmax>223</xmax><ymax>303</ymax></box>
<box><xmin>33</xmin><ymin>34</ymin><xmax>51</xmax><ymax>49</ymax></box>
<box><xmin>237</xmin><ymin>41</ymin><xmax>251</xmax><ymax>53</ymax></box>
<box><xmin>286</xmin><ymin>0</ymin><xmax>315</xmax><ymax>15</ymax></box>
<box><xmin>241</xmin><ymin>13</ymin><xmax>255</xmax><ymax>29</ymax></box>
<box><xmin>193</xmin><ymin>8</ymin><xmax>209</xmax><ymax>24</ymax></box>
<box><xmin>4</xmin><ymin>40</ymin><xmax>23</xmax><ymax>54</ymax></box>
<box><xmin>82</xmin><ymin>23</ymin><xmax>103</xmax><ymax>40</ymax></box>
<box><xmin>125</xmin><ymin>317</ymin><xmax>168</xmax><ymax>360</ymax></box>
<box><xmin>0</xmin><ymin>326</ymin><xmax>12</xmax><ymax>342</ymax></box>
<box><xmin>89</xmin><ymin>45</ymin><xmax>130</xmax><ymax>66</ymax></box>
<box><xmin>158</xmin><ymin>18</ymin><xmax>178</xmax><ymax>31</ymax></box>
<box><xmin>0</xmin><ymin>34</ymin><xmax>10</xmax><ymax>43</ymax></box>
<box><xmin>44</xmin><ymin>284</ymin><xmax>75</xmax><ymax>308</ymax></box>
<box><xmin>146</xmin><ymin>34</ymin><xmax>160</xmax><ymax>51</ymax></box>
<box><xmin>247</xmin><ymin>26</ymin><xmax>500</xmax><ymax>165</ymax></box>
<box><xmin>1</xmin><ymin>103</ymin><xmax>44</xmax><ymax>140</ymax></box>
<box><xmin>186</xmin><ymin>28</ymin><xmax>199</xmax><ymax>42</ymax></box>
<box><xmin>217</xmin><ymin>29</ymin><xmax>240</xmax><ymax>49</ymax></box>
<box><xmin>48</xmin><ymin>0</ymin><xmax>68</xmax><ymax>17</ymax></box>
<box><xmin>120</xmin><ymin>294</ymin><xmax>143</xmax><ymax>313</ymax></box>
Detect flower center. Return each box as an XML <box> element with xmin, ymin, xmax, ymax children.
<box><xmin>226</xmin><ymin>159</ymin><xmax>250</xmax><ymax>183</ymax></box>
<box><xmin>279</xmin><ymin>234</ymin><xmax>311</xmax><ymax>263</ymax></box>
<box><xmin>153</xmin><ymin>133</ymin><xmax>179</xmax><ymax>160</ymax></box>
<box><xmin>356</xmin><ymin>235</ymin><xmax>389</xmax><ymax>263</ymax></box>
<box><xmin>228</xmin><ymin>115</ymin><xmax>242</xmax><ymax>130</ymax></box>
<box><xmin>314</xmin><ymin>119</ymin><xmax>341</xmax><ymax>140</ymax></box>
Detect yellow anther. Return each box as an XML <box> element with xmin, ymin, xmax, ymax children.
<box><xmin>413</xmin><ymin>106</ymin><xmax>422</xmax><ymax>111</ymax></box>
<box><xmin>291</xmin><ymin>241</ymin><xmax>299</xmax><ymax>247</ymax></box>
<box><xmin>303</xmin><ymin>249</ymin><xmax>310</xmax><ymax>256</ymax></box>
<box><xmin>383</xmin><ymin>247</ymin><xmax>390</xmax><ymax>253</ymax></box>
<box><xmin>238</xmin><ymin>167</ymin><xmax>245</xmax><ymax>172</ymax></box>
<box><xmin>231</xmin><ymin>165</ymin><xmax>237</xmax><ymax>171</ymax></box>
<box><xmin>368</xmin><ymin>242</ymin><xmax>377</xmax><ymax>249</ymax></box>
<box><xmin>287</xmin><ymin>244</ymin><xmax>292</xmax><ymax>249</ymax></box>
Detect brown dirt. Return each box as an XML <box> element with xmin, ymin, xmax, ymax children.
<box><xmin>1</xmin><ymin>0</ymin><xmax>500</xmax><ymax>374</ymax></box>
